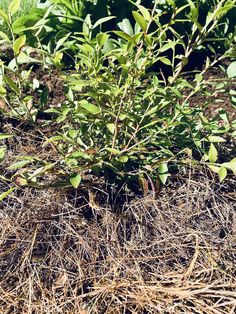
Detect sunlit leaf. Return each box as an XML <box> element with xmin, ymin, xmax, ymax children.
<box><xmin>132</xmin><ymin>11</ymin><xmax>147</xmax><ymax>32</ymax></box>
<box><xmin>0</xmin><ymin>187</ymin><xmax>16</xmax><ymax>202</ymax></box>
<box><xmin>93</xmin><ymin>16</ymin><xmax>115</xmax><ymax>29</ymax></box>
<box><xmin>208</xmin><ymin>143</ymin><xmax>218</xmax><ymax>163</ymax></box>
<box><xmin>219</xmin><ymin>166</ymin><xmax>227</xmax><ymax>182</ymax></box>
<box><xmin>158</xmin><ymin>163</ymin><xmax>169</xmax><ymax>185</ymax></box>
<box><xmin>9</xmin><ymin>0</ymin><xmax>21</xmax><ymax>15</ymax></box>
<box><xmin>7</xmin><ymin>160</ymin><xmax>32</xmax><ymax>170</ymax></box>
<box><xmin>0</xmin><ymin>134</ymin><xmax>13</xmax><ymax>139</ymax></box>
<box><xmin>13</xmin><ymin>35</ymin><xmax>26</xmax><ymax>56</ymax></box>
<box><xmin>208</xmin><ymin>135</ymin><xmax>226</xmax><ymax>143</ymax></box>
<box><xmin>0</xmin><ymin>9</ymin><xmax>9</xmax><ymax>22</ymax></box>
<box><xmin>79</xmin><ymin>100</ymin><xmax>100</xmax><ymax>114</ymax></box>
<box><xmin>70</xmin><ymin>174</ymin><xmax>81</xmax><ymax>189</ymax></box>
<box><xmin>227</xmin><ymin>61</ymin><xmax>236</xmax><ymax>78</ymax></box>
<box><xmin>106</xmin><ymin>123</ymin><xmax>116</xmax><ymax>134</ymax></box>
<box><xmin>118</xmin><ymin>18</ymin><xmax>133</xmax><ymax>36</ymax></box>
<box><xmin>113</xmin><ymin>31</ymin><xmax>136</xmax><ymax>44</ymax></box>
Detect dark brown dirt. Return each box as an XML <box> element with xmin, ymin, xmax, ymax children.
<box><xmin>29</xmin><ymin>67</ymin><xmax>66</xmax><ymax>109</ymax></box>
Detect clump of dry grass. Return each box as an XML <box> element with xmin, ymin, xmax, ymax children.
<box><xmin>0</xmin><ymin>173</ymin><xmax>236</xmax><ymax>313</ymax></box>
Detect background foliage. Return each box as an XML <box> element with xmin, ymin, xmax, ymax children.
<box><xmin>0</xmin><ymin>0</ymin><xmax>235</xmax><ymax>192</ymax></box>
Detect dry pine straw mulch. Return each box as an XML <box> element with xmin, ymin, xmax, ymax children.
<box><xmin>0</xmin><ymin>171</ymin><xmax>236</xmax><ymax>314</ymax></box>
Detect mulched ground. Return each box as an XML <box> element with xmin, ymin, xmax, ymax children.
<box><xmin>0</xmin><ymin>171</ymin><xmax>235</xmax><ymax>313</ymax></box>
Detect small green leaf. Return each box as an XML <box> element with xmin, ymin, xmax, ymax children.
<box><xmin>208</xmin><ymin>135</ymin><xmax>226</xmax><ymax>143</ymax></box>
<box><xmin>158</xmin><ymin>57</ymin><xmax>172</xmax><ymax>66</ymax></box>
<box><xmin>4</xmin><ymin>75</ymin><xmax>20</xmax><ymax>95</ymax></box>
<box><xmin>118</xmin><ymin>18</ymin><xmax>133</xmax><ymax>36</ymax></box>
<box><xmin>0</xmin><ymin>133</ymin><xmax>13</xmax><ymax>139</ymax></box>
<box><xmin>0</xmin><ymin>85</ymin><xmax>6</xmax><ymax>95</ymax></box>
<box><xmin>83</xmin><ymin>14</ymin><xmax>91</xmax><ymax>36</ymax></box>
<box><xmin>158</xmin><ymin>163</ymin><xmax>169</xmax><ymax>185</ymax></box>
<box><xmin>0</xmin><ymin>187</ymin><xmax>16</xmax><ymax>202</ymax></box>
<box><xmin>103</xmin><ymin>39</ymin><xmax>116</xmax><ymax>53</ymax></box>
<box><xmin>106</xmin><ymin>123</ymin><xmax>115</xmax><ymax>134</ymax></box>
<box><xmin>186</xmin><ymin>0</ymin><xmax>198</xmax><ymax>20</ymax></box>
<box><xmin>208</xmin><ymin>143</ymin><xmax>218</xmax><ymax>163</ymax></box>
<box><xmin>160</xmin><ymin>41</ymin><xmax>176</xmax><ymax>53</ymax></box>
<box><xmin>70</xmin><ymin>174</ymin><xmax>81</xmax><ymax>189</ymax></box>
<box><xmin>132</xmin><ymin>11</ymin><xmax>147</xmax><ymax>32</ymax></box>
<box><xmin>106</xmin><ymin>148</ymin><xmax>121</xmax><ymax>155</ymax></box>
<box><xmin>227</xmin><ymin>61</ymin><xmax>236</xmax><ymax>78</ymax></box>
<box><xmin>137</xmin><ymin>5</ymin><xmax>151</xmax><ymax>21</ymax></box>
<box><xmin>7</xmin><ymin>160</ymin><xmax>32</xmax><ymax>170</ymax></box>
<box><xmin>0</xmin><ymin>31</ymin><xmax>10</xmax><ymax>42</ymax></box>
<box><xmin>119</xmin><ymin>156</ymin><xmax>128</xmax><ymax>163</ymax></box>
<box><xmin>0</xmin><ymin>9</ymin><xmax>9</xmax><ymax>22</ymax></box>
<box><xmin>93</xmin><ymin>16</ymin><xmax>115</xmax><ymax>29</ymax></box>
<box><xmin>113</xmin><ymin>31</ymin><xmax>136</xmax><ymax>44</ymax></box>
<box><xmin>208</xmin><ymin>165</ymin><xmax>220</xmax><ymax>174</ymax></box>
<box><xmin>222</xmin><ymin>158</ymin><xmax>236</xmax><ymax>175</ymax></box>
<box><xmin>219</xmin><ymin>166</ymin><xmax>227</xmax><ymax>182</ymax></box>
<box><xmin>96</xmin><ymin>33</ymin><xmax>109</xmax><ymax>46</ymax></box>
<box><xmin>13</xmin><ymin>35</ymin><xmax>26</xmax><ymax>56</ymax></box>
<box><xmin>0</xmin><ymin>146</ymin><xmax>6</xmax><ymax>160</ymax></box>
<box><xmin>9</xmin><ymin>0</ymin><xmax>21</xmax><ymax>15</ymax></box>
<box><xmin>79</xmin><ymin>100</ymin><xmax>100</xmax><ymax>114</ymax></box>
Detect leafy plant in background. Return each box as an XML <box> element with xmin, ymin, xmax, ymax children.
<box><xmin>43</xmin><ymin>0</ymin><xmax>236</xmax><ymax>187</ymax></box>
<box><xmin>0</xmin><ymin>0</ymin><xmax>235</xmax><ymax>192</ymax></box>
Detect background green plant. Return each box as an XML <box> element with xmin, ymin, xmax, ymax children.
<box><xmin>0</xmin><ymin>0</ymin><xmax>235</xmax><ymax>191</ymax></box>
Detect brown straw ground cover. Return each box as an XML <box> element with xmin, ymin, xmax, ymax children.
<box><xmin>0</xmin><ymin>168</ymin><xmax>236</xmax><ymax>313</ymax></box>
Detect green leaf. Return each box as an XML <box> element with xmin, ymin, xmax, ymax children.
<box><xmin>70</xmin><ymin>174</ymin><xmax>81</xmax><ymax>189</ymax></box>
<box><xmin>93</xmin><ymin>16</ymin><xmax>115</xmax><ymax>29</ymax></box>
<box><xmin>219</xmin><ymin>166</ymin><xmax>227</xmax><ymax>182</ymax></box>
<box><xmin>208</xmin><ymin>165</ymin><xmax>220</xmax><ymax>174</ymax></box>
<box><xmin>0</xmin><ymin>133</ymin><xmax>13</xmax><ymax>139</ymax></box>
<box><xmin>132</xmin><ymin>11</ymin><xmax>147</xmax><ymax>32</ymax></box>
<box><xmin>0</xmin><ymin>146</ymin><xmax>6</xmax><ymax>160</ymax></box>
<box><xmin>0</xmin><ymin>86</ymin><xmax>7</xmax><ymax>95</ymax></box>
<box><xmin>186</xmin><ymin>0</ymin><xmax>198</xmax><ymax>20</ymax></box>
<box><xmin>227</xmin><ymin>61</ymin><xmax>236</xmax><ymax>78</ymax></box>
<box><xmin>83</xmin><ymin>14</ymin><xmax>92</xmax><ymax>36</ymax></box>
<box><xmin>0</xmin><ymin>187</ymin><xmax>16</xmax><ymax>202</ymax></box>
<box><xmin>96</xmin><ymin>33</ymin><xmax>109</xmax><ymax>47</ymax></box>
<box><xmin>208</xmin><ymin>135</ymin><xmax>226</xmax><ymax>143</ymax></box>
<box><xmin>106</xmin><ymin>148</ymin><xmax>121</xmax><ymax>155</ymax></box>
<box><xmin>158</xmin><ymin>57</ymin><xmax>172</xmax><ymax>66</ymax></box>
<box><xmin>0</xmin><ymin>31</ymin><xmax>10</xmax><ymax>42</ymax></box>
<box><xmin>113</xmin><ymin>31</ymin><xmax>136</xmax><ymax>44</ymax></box>
<box><xmin>158</xmin><ymin>163</ymin><xmax>169</xmax><ymax>185</ymax></box>
<box><xmin>0</xmin><ymin>9</ymin><xmax>9</xmax><ymax>22</ymax></box>
<box><xmin>118</xmin><ymin>18</ymin><xmax>133</xmax><ymax>36</ymax></box>
<box><xmin>119</xmin><ymin>156</ymin><xmax>128</xmax><ymax>163</ymax></box>
<box><xmin>208</xmin><ymin>143</ymin><xmax>218</xmax><ymax>163</ymax></box>
<box><xmin>79</xmin><ymin>100</ymin><xmax>100</xmax><ymax>114</ymax></box>
<box><xmin>103</xmin><ymin>39</ymin><xmax>116</xmax><ymax>53</ymax></box>
<box><xmin>7</xmin><ymin>160</ymin><xmax>32</xmax><ymax>170</ymax></box>
<box><xmin>137</xmin><ymin>5</ymin><xmax>151</xmax><ymax>21</ymax></box>
<box><xmin>159</xmin><ymin>41</ymin><xmax>176</xmax><ymax>53</ymax></box>
<box><xmin>106</xmin><ymin>123</ymin><xmax>115</xmax><ymax>134</ymax></box>
<box><xmin>9</xmin><ymin>0</ymin><xmax>21</xmax><ymax>16</ymax></box>
<box><xmin>13</xmin><ymin>35</ymin><xmax>26</xmax><ymax>56</ymax></box>
<box><xmin>222</xmin><ymin>158</ymin><xmax>236</xmax><ymax>175</ymax></box>
<box><xmin>4</xmin><ymin>75</ymin><xmax>20</xmax><ymax>95</ymax></box>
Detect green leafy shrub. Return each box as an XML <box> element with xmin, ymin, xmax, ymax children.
<box><xmin>0</xmin><ymin>0</ymin><xmax>235</xmax><ymax>189</ymax></box>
